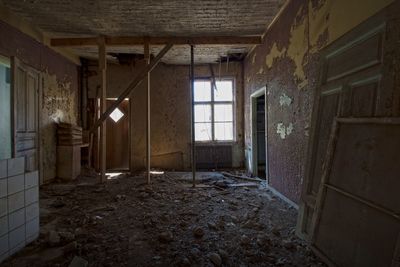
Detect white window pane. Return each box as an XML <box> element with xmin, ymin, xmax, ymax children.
<box><xmin>214</xmin><ymin>104</ymin><xmax>233</xmax><ymax>122</ymax></box>
<box><xmin>194</xmin><ymin>81</ymin><xmax>211</xmax><ymax>101</ymax></box>
<box><xmin>214</xmin><ymin>80</ymin><xmax>233</xmax><ymax>101</ymax></box>
<box><xmin>214</xmin><ymin>122</ymin><xmax>233</xmax><ymax>141</ymax></box>
<box><xmin>194</xmin><ymin>104</ymin><xmax>211</xmax><ymax>122</ymax></box>
<box><xmin>109</xmin><ymin>107</ymin><xmax>124</xmax><ymax>123</ymax></box>
<box><xmin>195</xmin><ymin>122</ymin><xmax>212</xmax><ymax>141</ymax></box>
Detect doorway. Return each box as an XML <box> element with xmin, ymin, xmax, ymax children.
<box><xmin>106</xmin><ymin>98</ymin><xmax>130</xmax><ymax>171</ymax></box>
<box><xmin>251</xmin><ymin>87</ymin><xmax>267</xmax><ymax>179</ymax></box>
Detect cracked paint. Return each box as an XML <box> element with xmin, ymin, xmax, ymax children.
<box><xmin>279</xmin><ymin>93</ymin><xmax>292</xmax><ymax>107</ymax></box>
<box><xmin>276</xmin><ymin>122</ymin><xmax>294</xmax><ymax>139</ymax></box>
<box><xmin>286</xmin><ymin>6</ymin><xmax>308</xmax><ymax>88</ymax></box>
<box><xmin>309</xmin><ymin>0</ymin><xmax>394</xmax><ymax>51</ymax></box>
<box><xmin>265</xmin><ymin>43</ymin><xmax>287</xmax><ymax>69</ymax></box>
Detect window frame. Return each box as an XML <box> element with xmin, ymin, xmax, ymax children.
<box><xmin>193</xmin><ymin>76</ymin><xmax>236</xmax><ymax>143</ymax></box>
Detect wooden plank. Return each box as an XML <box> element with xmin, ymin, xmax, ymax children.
<box><xmin>145</xmin><ymin>42</ymin><xmax>151</xmax><ymax>184</ymax></box>
<box><xmin>90</xmin><ymin>43</ymin><xmax>173</xmax><ymax>133</ymax></box>
<box><xmin>190</xmin><ymin>45</ymin><xmax>196</xmax><ymax>187</ymax></box>
<box><xmin>51</xmin><ymin>36</ymin><xmax>262</xmax><ymax>47</ymax></box>
<box><xmin>98</xmin><ymin>36</ymin><xmax>107</xmax><ymax>182</ymax></box>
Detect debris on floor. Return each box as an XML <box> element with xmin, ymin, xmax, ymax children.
<box><xmin>2</xmin><ymin>171</ymin><xmax>325</xmax><ymax>267</ymax></box>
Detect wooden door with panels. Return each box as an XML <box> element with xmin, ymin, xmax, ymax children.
<box><xmin>297</xmin><ymin>15</ymin><xmax>387</xmax><ymax>240</ymax></box>
<box><xmin>12</xmin><ymin>58</ymin><xmax>40</xmax><ymax>172</ymax></box>
<box><xmin>297</xmin><ymin>8</ymin><xmax>400</xmax><ymax>266</ymax></box>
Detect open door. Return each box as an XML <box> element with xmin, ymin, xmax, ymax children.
<box><xmin>106</xmin><ymin>99</ymin><xmax>130</xmax><ymax>171</ymax></box>
<box><xmin>251</xmin><ymin>87</ymin><xmax>267</xmax><ymax>179</ymax></box>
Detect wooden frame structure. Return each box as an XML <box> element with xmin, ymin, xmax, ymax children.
<box><xmin>53</xmin><ymin>34</ymin><xmax>257</xmax><ymax>182</ymax></box>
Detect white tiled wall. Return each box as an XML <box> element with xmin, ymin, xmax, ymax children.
<box><xmin>0</xmin><ymin>158</ymin><xmax>39</xmax><ymax>263</ymax></box>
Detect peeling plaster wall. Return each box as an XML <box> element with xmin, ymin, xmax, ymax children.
<box><xmin>87</xmin><ymin>61</ymin><xmax>244</xmax><ymax>171</ymax></box>
<box><xmin>0</xmin><ymin>19</ymin><xmax>79</xmax><ymax>183</ymax></box>
<box><xmin>244</xmin><ymin>0</ymin><xmax>396</xmax><ymax>203</ymax></box>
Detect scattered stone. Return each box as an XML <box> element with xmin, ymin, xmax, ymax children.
<box><xmin>68</xmin><ymin>256</ymin><xmax>88</xmax><ymax>267</ymax></box>
<box><xmin>256</xmin><ymin>234</ymin><xmax>270</xmax><ymax>247</ymax></box>
<box><xmin>51</xmin><ymin>198</ymin><xmax>66</xmax><ymax>208</ymax></box>
<box><xmin>115</xmin><ymin>194</ymin><xmax>127</xmax><ymax>201</ymax></box>
<box><xmin>178</xmin><ymin>256</ymin><xmax>191</xmax><ymax>267</ymax></box>
<box><xmin>240</xmin><ymin>235</ymin><xmax>251</xmax><ymax>246</ymax></box>
<box><xmin>207</xmin><ymin>222</ymin><xmax>218</xmax><ymax>230</ymax></box>
<box><xmin>192</xmin><ymin>226</ymin><xmax>204</xmax><ymax>238</ymax></box>
<box><xmin>283</xmin><ymin>240</ymin><xmax>296</xmax><ymax>250</ymax></box>
<box><xmin>218</xmin><ymin>249</ymin><xmax>229</xmax><ymax>261</ymax></box>
<box><xmin>190</xmin><ymin>247</ymin><xmax>201</xmax><ymax>259</ymax></box>
<box><xmin>209</xmin><ymin>252</ymin><xmax>222</xmax><ymax>266</ymax></box>
<box><xmin>272</xmin><ymin>227</ymin><xmax>281</xmax><ymax>236</ymax></box>
<box><xmin>158</xmin><ymin>231</ymin><xmax>173</xmax><ymax>243</ymax></box>
<box><xmin>138</xmin><ymin>192</ymin><xmax>149</xmax><ymax>199</ymax></box>
<box><xmin>59</xmin><ymin>231</ymin><xmax>75</xmax><ymax>243</ymax></box>
<box><xmin>48</xmin><ymin>230</ymin><xmax>61</xmax><ymax>246</ymax></box>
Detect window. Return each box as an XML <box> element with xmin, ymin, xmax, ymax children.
<box><xmin>0</xmin><ymin>56</ymin><xmax>11</xmax><ymax>160</ymax></box>
<box><xmin>194</xmin><ymin>79</ymin><xmax>234</xmax><ymax>142</ymax></box>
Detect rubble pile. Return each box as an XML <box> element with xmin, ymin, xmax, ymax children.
<box><xmin>2</xmin><ymin>172</ymin><xmax>325</xmax><ymax>267</ymax></box>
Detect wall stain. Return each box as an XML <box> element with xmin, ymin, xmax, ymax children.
<box><xmin>265</xmin><ymin>43</ymin><xmax>287</xmax><ymax>69</ymax></box>
<box><xmin>41</xmin><ymin>71</ymin><xmax>78</xmax><ymax>181</ymax></box>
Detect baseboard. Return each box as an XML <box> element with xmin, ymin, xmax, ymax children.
<box><xmin>264</xmin><ymin>183</ymin><xmax>299</xmax><ymax>210</ymax></box>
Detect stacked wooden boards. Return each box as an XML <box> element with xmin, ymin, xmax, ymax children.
<box><xmin>57</xmin><ymin>123</ymin><xmax>83</xmax><ymax>146</ymax></box>
<box><xmin>56</xmin><ymin>123</ymin><xmax>82</xmax><ymax>180</ymax></box>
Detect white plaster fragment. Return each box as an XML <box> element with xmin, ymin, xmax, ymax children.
<box><xmin>279</xmin><ymin>93</ymin><xmax>292</xmax><ymax>107</ymax></box>
<box><xmin>276</xmin><ymin>122</ymin><xmax>294</xmax><ymax>139</ymax></box>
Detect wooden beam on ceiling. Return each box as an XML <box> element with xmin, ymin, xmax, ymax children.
<box><xmin>50</xmin><ymin>36</ymin><xmax>262</xmax><ymax>47</ymax></box>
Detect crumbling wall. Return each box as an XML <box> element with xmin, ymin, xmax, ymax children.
<box><xmin>87</xmin><ymin>61</ymin><xmax>244</xmax><ymax>171</ymax></box>
<box><xmin>244</xmin><ymin>0</ymin><xmax>395</xmax><ymax>203</ymax></box>
<box><xmin>0</xmin><ymin>19</ymin><xmax>79</xmax><ymax>183</ymax></box>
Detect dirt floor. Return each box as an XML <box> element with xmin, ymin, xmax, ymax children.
<box><xmin>2</xmin><ymin>171</ymin><xmax>325</xmax><ymax>267</ymax></box>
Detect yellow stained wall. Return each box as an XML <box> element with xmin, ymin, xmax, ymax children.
<box><xmin>262</xmin><ymin>0</ymin><xmax>394</xmax><ymax>89</ymax></box>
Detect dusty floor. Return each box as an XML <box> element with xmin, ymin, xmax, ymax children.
<box><xmin>2</xmin><ymin>171</ymin><xmax>325</xmax><ymax>267</ymax></box>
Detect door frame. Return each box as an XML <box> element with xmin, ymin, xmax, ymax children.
<box><xmin>250</xmin><ymin>86</ymin><xmax>268</xmax><ymax>181</ymax></box>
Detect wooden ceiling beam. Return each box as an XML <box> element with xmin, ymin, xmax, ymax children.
<box><xmin>50</xmin><ymin>36</ymin><xmax>262</xmax><ymax>47</ymax></box>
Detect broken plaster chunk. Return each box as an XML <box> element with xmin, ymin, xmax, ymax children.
<box><xmin>276</xmin><ymin>123</ymin><xmax>294</xmax><ymax>139</ymax></box>
<box><xmin>68</xmin><ymin>256</ymin><xmax>88</xmax><ymax>267</ymax></box>
<box><xmin>279</xmin><ymin>93</ymin><xmax>292</xmax><ymax>107</ymax></box>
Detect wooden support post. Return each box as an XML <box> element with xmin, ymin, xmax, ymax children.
<box><xmin>98</xmin><ymin>36</ymin><xmax>107</xmax><ymax>182</ymax></box>
<box><xmin>90</xmin><ymin>44</ymin><xmax>173</xmax><ymax>133</ymax></box>
<box><xmin>190</xmin><ymin>45</ymin><xmax>196</xmax><ymax>187</ymax></box>
<box><xmin>145</xmin><ymin>43</ymin><xmax>151</xmax><ymax>184</ymax></box>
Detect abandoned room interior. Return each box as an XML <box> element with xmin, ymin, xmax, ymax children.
<box><xmin>0</xmin><ymin>0</ymin><xmax>399</xmax><ymax>266</ymax></box>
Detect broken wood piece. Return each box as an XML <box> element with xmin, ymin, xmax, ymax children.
<box><xmin>229</xmin><ymin>183</ymin><xmax>259</xmax><ymax>188</ymax></box>
<box><xmin>221</xmin><ymin>171</ymin><xmax>263</xmax><ymax>182</ymax></box>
